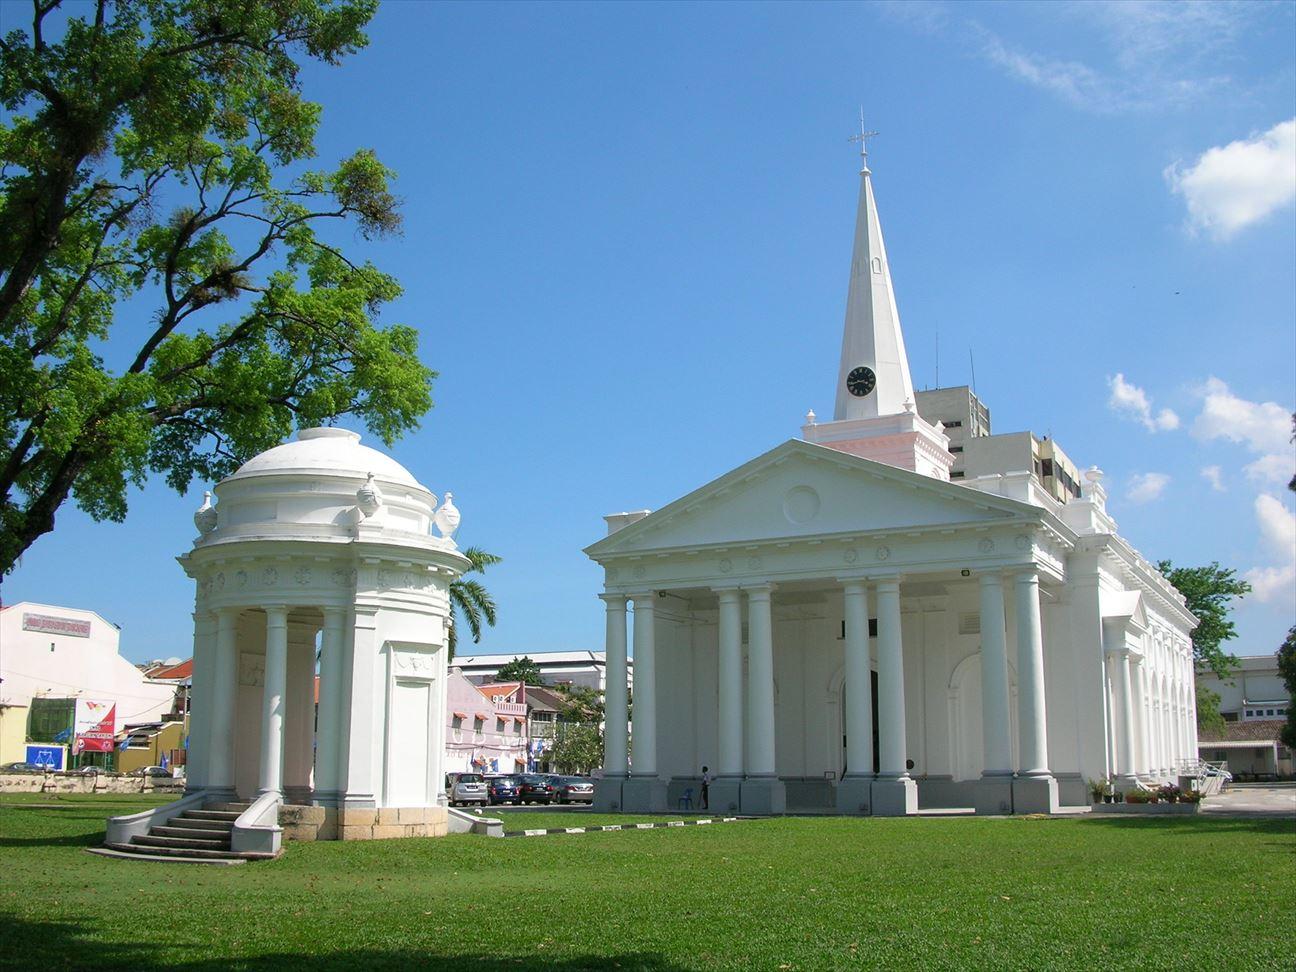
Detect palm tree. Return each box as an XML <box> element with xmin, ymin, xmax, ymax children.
<box><xmin>447</xmin><ymin>546</ymin><xmax>501</xmax><ymax>659</ymax></box>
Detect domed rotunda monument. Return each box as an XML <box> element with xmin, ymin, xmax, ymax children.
<box><xmin>108</xmin><ymin>427</ymin><xmax>468</xmax><ymax>856</ymax></box>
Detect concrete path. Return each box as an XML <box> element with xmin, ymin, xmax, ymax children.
<box><xmin>1200</xmin><ymin>782</ymin><xmax>1296</xmax><ymax>819</ymax></box>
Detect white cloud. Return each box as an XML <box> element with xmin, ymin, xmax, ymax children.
<box><xmin>1108</xmin><ymin>373</ymin><xmax>1180</xmax><ymax>432</ymax></box>
<box><xmin>1127</xmin><ymin>472</ymin><xmax>1170</xmax><ymax>503</ymax></box>
<box><xmin>1245</xmin><ymin>453</ymin><xmax>1294</xmax><ymax>486</ymax></box>
<box><xmin>1245</xmin><ymin>493</ymin><xmax>1296</xmax><ymax>604</ymax></box>
<box><xmin>1200</xmin><ymin>465</ymin><xmax>1225</xmax><ymax>492</ymax></box>
<box><xmin>1192</xmin><ymin>376</ymin><xmax>1293</xmax><ymax>457</ymax></box>
<box><xmin>1166</xmin><ymin>119</ymin><xmax>1296</xmax><ymax>240</ymax></box>
<box><xmin>887</xmin><ymin>1</ymin><xmax>1261</xmax><ymax>114</ymax></box>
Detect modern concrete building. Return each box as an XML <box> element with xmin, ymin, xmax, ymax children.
<box><xmin>588</xmin><ymin>143</ymin><xmax>1198</xmax><ymax>817</ymax></box>
<box><xmin>0</xmin><ymin>603</ymin><xmax>177</xmax><ymax>764</ymax></box>
<box><xmin>1197</xmin><ymin>653</ymin><xmax>1292</xmax><ymax>779</ymax></box>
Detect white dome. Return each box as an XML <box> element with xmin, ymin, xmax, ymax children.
<box><xmin>227</xmin><ymin>427</ymin><xmax>421</xmax><ymax>489</ymax></box>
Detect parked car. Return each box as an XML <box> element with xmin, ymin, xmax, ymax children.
<box><xmin>554</xmin><ymin>776</ymin><xmax>594</xmax><ymax>804</ymax></box>
<box><xmin>67</xmin><ymin>765</ymin><xmax>102</xmax><ymax>776</ymax></box>
<box><xmin>447</xmin><ymin>772</ymin><xmax>488</xmax><ymax>807</ymax></box>
<box><xmin>127</xmin><ymin>765</ymin><xmax>172</xmax><ymax>778</ymax></box>
<box><xmin>0</xmin><ymin>761</ymin><xmax>44</xmax><ymax>774</ymax></box>
<box><xmin>487</xmin><ymin>775</ymin><xmax>523</xmax><ymax>805</ymax></box>
<box><xmin>517</xmin><ymin>774</ymin><xmax>558</xmax><ymax>805</ymax></box>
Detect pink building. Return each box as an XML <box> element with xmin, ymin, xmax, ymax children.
<box><xmin>444</xmin><ymin>671</ymin><xmax>528</xmax><ymax>775</ymax></box>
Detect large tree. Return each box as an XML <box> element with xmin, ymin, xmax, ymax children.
<box><xmin>1158</xmin><ymin>561</ymin><xmax>1250</xmax><ymax>679</ymax></box>
<box><xmin>1278</xmin><ymin>625</ymin><xmax>1296</xmax><ymax>750</ymax></box>
<box><xmin>495</xmin><ymin>655</ymin><xmax>545</xmax><ymax>686</ymax></box>
<box><xmin>1</xmin><ymin>0</ymin><xmax>432</xmax><ymax>574</ymax></box>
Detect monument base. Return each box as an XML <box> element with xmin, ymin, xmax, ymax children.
<box><xmin>739</xmin><ymin>776</ymin><xmax>786</xmax><ymax>815</ymax></box>
<box><xmin>836</xmin><ymin>775</ymin><xmax>874</xmax><ymax>815</ymax></box>
<box><xmin>1012</xmin><ymin>775</ymin><xmax>1061</xmax><ymax>814</ymax></box>
<box><xmin>871</xmin><ymin>776</ymin><xmax>918</xmax><ymax>816</ymax></box>
<box><xmin>621</xmin><ymin>776</ymin><xmax>668</xmax><ymax>812</ymax></box>
<box><xmin>593</xmin><ymin>776</ymin><xmax>625</xmax><ymax>813</ymax></box>
<box><xmin>708</xmin><ymin>778</ymin><xmax>743</xmax><ymax>815</ymax></box>
<box><xmin>974</xmin><ymin>775</ymin><xmax>1016</xmax><ymax>815</ymax></box>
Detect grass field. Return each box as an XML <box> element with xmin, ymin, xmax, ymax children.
<box><xmin>0</xmin><ymin>793</ymin><xmax>1291</xmax><ymax>971</ymax></box>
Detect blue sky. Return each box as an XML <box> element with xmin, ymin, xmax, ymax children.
<box><xmin>5</xmin><ymin>1</ymin><xmax>1294</xmax><ymax>663</ymax></box>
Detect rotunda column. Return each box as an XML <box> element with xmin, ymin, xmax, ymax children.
<box><xmin>313</xmin><ymin>606</ymin><xmax>346</xmax><ymax>806</ymax></box>
<box><xmin>258</xmin><ymin>606</ymin><xmax>289</xmax><ymax>798</ymax></box>
<box><xmin>207</xmin><ymin>608</ymin><xmax>240</xmax><ymax>798</ymax></box>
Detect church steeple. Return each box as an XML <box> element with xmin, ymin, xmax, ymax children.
<box><xmin>802</xmin><ymin>124</ymin><xmax>953</xmax><ymax>481</ymax></box>
<box><xmin>833</xmin><ymin>131</ymin><xmax>915</xmax><ymax>421</ymax></box>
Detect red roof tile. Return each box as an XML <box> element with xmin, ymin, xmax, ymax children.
<box><xmin>1199</xmin><ymin>719</ymin><xmax>1287</xmax><ymax>743</ymax></box>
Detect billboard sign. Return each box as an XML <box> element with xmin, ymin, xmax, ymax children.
<box><xmin>22</xmin><ymin>613</ymin><xmax>92</xmax><ymax>638</ymax></box>
<box><xmin>25</xmin><ymin>744</ymin><xmax>66</xmax><ymax>770</ymax></box>
<box><xmin>73</xmin><ymin>699</ymin><xmax>117</xmax><ymax>753</ymax></box>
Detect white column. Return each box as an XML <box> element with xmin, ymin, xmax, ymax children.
<box><xmin>313</xmin><ymin>606</ymin><xmax>346</xmax><ymax>804</ymax></box>
<box><xmin>208</xmin><ymin>608</ymin><xmax>239</xmax><ymax>795</ymax></box>
<box><xmin>978</xmin><ymin>573</ymin><xmax>1013</xmax><ymax>777</ymax></box>
<box><xmin>185</xmin><ymin>611</ymin><xmax>216</xmax><ymax>790</ymax></box>
<box><xmin>601</xmin><ymin>595</ymin><xmax>628</xmax><ymax>778</ymax></box>
<box><xmin>258</xmin><ymin>606</ymin><xmax>289</xmax><ymax>798</ymax></box>
<box><xmin>745</xmin><ymin>585</ymin><xmax>777</xmax><ymax>778</ymax></box>
<box><xmin>1013</xmin><ymin>569</ymin><xmax>1050</xmax><ymax>778</ymax></box>
<box><xmin>716</xmin><ymin>588</ymin><xmax>744</xmax><ymax>779</ymax></box>
<box><xmin>339</xmin><ymin>607</ymin><xmax>377</xmax><ymax>808</ymax></box>
<box><xmin>875</xmin><ymin>578</ymin><xmax>908</xmax><ymax>778</ymax></box>
<box><xmin>1133</xmin><ymin>659</ymin><xmax>1148</xmax><ymax>777</ymax></box>
<box><xmin>283</xmin><ymin>631</ymin><xmax>315</xmax><ymax>803</ymax></box>
<box><xmin>1116</xmin><ymin>649</ymin><xmax>1137</xmax><ymax>781</ymax></box>
<box><xmin>630</xmin><ymin>593</ymin><xmax>658</xmax><ymax>777</ymax></box>
<box><xmin>843</xmin><ymin>580</ymin><xmax>874</xmax><ymax>778</ymax></box>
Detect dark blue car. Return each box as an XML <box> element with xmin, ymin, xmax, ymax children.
<box><xmin>487</xmin><ymin>775</ymin><xmax>522</xmax><ymax>805</ymax></box>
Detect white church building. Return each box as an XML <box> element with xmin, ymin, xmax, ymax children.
<box><xmin>588</xmin><ymin>145</ymin><xmax>1199</xmax><ymax>816</ymax></box>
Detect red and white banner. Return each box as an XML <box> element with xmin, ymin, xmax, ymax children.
<box><xmin>72</xmin><ymin>699</ymin><xmax>116</xmax><ymax>754</ymax></box>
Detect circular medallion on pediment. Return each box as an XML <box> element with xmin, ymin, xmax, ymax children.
<box><xmin>977</xmin><ymin>538</ymin><xmax>995</xmax><ymax>554</ymax></box>
<box><xmin>235</xmin><ymin>570</ymin><xmax>248</xmax><ymax>589</ymax></box>
<box><xmin>215</xmin><ymin>572</ymin><xmax>226</xmax><ymax>591</ymax></box>
<box><xmin>782</xmin><ymin>485</ymin><xmax>821</xmax><ymax>525</ymax></box>
<box><xmin>875</xmin><ymin>546</ymin><xmax>890</xmax><ymax>561</ymax></box>
<box><xmin>843</xmin><ymin>548</ymin><xmax>859</xmax><ymax>564</ymax></box>
<box><xmin>1015</xmin><ymin>534</ymin><xmax>1031</xmax><ymax>550</ymax></box>
<box><xmin>632</xmin><ymin>565</ymin><xmax>646</xmax><ymax>580</ymax></box>
<box><xmin>718</xmin><ymin>558</ymin><xmax>733</xmax><ymax>574</ymax></box>
<box><xmin>331</xmin><ymin>568</ymin><xmax>348</xmax><ymax>587</ymax></box>
<box><xmin>261</xmin><ymin>567</ymin><xmax>278</xmax><ymax>586</ymax></box>
<box><xmin>747</xmin><ymin>555</ymin><xmax>763</xmax><ymax>571</ymax></box>
<box><xmin>378</xmin><ymin>568</ymin><xmax>393</xmax><ymax>588</ymax></box>
<box><xmin>294</xmin><ymin>567</ymin><xmax>312</xmax><ymax>586</ymax></box>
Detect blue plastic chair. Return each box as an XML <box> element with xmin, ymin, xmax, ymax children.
<box><xmin>678</xmin><ymin>788</ymin><xmax>694</xmax><ymax>810</ymax></box>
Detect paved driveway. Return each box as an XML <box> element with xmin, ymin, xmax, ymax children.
<box><xmin>1200</xmin><ymin>782</ymin><xmax>1296</xmax><ymax>818</ymax></box>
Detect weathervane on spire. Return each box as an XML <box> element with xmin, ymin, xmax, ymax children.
<box><xmin>848</xmin><ymin>107</ymin><xmax>879</xmax><ymax>168</ymax></box>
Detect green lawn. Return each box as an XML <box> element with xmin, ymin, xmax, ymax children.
<box><xmin>0</xmin><ymin>794</ymin><xmax>1291</xmax><ymax>971</ymax></box>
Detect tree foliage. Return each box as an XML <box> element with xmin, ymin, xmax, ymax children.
<box><xmin>495</xmin><ymin>655</ymin><xmax>545</xmax><ymax>686</ymax></box>
<box><xmin>446</xmin><ymin>546</ymin><xmax>500</xmax><ymax>659</ymax></box>
<box><xmin>1</xmin><ymin>0</ymin><xmax>433</xmax><ymax>573</ymax></box>
<box><xmin>553</xmin><ymin>683</ymin><xmax>603</xmax><ymax>722</ymax></box>
<box><xmin>1278</xmin><ymin>625</ymin><xmax>1296</xmax><ymax>751</ymax></box>
<box><xmin>544</xmin><ymin>721</ymin><xmax>602</xmax><ymax>776</ymax></box>
<box><xmin>1194</xmin><ymin>683</ymin><xmax>1227</xmax><ymax>740</ymax></box>
<box><xmin>1157</xmin><ymin>561</ymin><xmax>1250</xmax><ymax>679</ymax></box>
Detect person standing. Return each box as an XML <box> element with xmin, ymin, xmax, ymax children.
<box><xmin>700</xmin><ymin>765</ymin><xmax>712</xmax><ymax>810</ymax></box>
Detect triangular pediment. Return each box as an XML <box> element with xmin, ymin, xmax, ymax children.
<box><xmin>586</xmin><ymin>440</ymin><xmax>1040</xmax><ymax>558</ymax></box>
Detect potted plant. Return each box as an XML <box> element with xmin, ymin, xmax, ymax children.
<box><xmin>1088</xmin><ymin>778</ymin><xmax>1106</xmax><ymax>804</ymax></box>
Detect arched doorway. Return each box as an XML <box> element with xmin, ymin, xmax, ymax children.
<box><xmin>947</xmin><ymin>651</ymin><xmax>1020</xmax><ymax>781</ymax></box>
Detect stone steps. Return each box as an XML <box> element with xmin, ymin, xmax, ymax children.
<box><xmin>101</xmin><ymin>800</ymin><xmax>272</xmax><ymax>863</ymax></box>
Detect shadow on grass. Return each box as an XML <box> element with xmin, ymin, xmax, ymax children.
<box><xmin>0</xmin><ymin>914</ymin><xmax>691</xmax><ymax>972</ymax></box>
<box><xmin>0</xmin><ymin>830</ymin><xmax>103</xmax><ymax>849</ymax></box>
<box><xmin>1078</xmin><ymin>815</ymin><xmax>1294</xmax><ymax>838</ymax></box>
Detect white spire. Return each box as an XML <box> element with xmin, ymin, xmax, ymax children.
<box><xmin>832</xmin><ymin>134</ymin><xmax>915</xmax><ymax>422</ymax></box>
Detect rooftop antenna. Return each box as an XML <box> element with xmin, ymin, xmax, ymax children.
<box><xmin>935</xmin><ymin>325</ymin><xmax>940</xmax><ymax>389</ymax></box>
<box><xmin>847</xmin><ymin>106</ymin><xmax>880</xmax><ymax>170</ymax></box>
<box><xmin>969</xmin><ymin>349</ymin><xmax>978</xmax><ymax>395</ymax></box>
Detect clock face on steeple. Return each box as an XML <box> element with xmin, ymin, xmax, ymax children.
<box><xmin>846</xmin><ymin>366</ymin><xmax>876</xmax><ymax>397</ymax></box>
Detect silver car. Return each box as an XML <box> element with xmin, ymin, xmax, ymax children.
<box><xmin>447</xmin><ymin>772</ymin><xmax>488</xmax><ymax>807</ymax></box>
